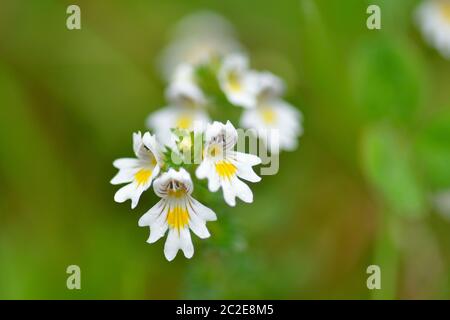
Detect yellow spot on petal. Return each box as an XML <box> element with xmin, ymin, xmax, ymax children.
<box><xmin>135</xmin><ymin>169</ymin><xmax>152</xmax><ymax>186</ymax></box>
<box><xmin>440</xmin><ymin>2</ymin><xmax>450</xmax><ymax>22</ymax></box>
<box><xmin>208</xmin><ymin>144</ymin><xmax>223</xmax><ymax>158</ymax></box>
<box><xmin>215</xmin><ymin>160</ymin><xmax>237</xmax><ymax>180</ymax></box>
<box><xmin>167</xmin><ymin>206</ymin><xmax>189</xmax><ymax>230</ymax></box>
<box><xmin>167</xmin><ymin>189</ymin><xmax>186</xmax><ymax>198</ymax></box>
<box><xmin>227</xmin><ymin>71</ymin><xmax>241</xmax><ymax>92</ymax></box>
<box><xmin>176</xmin><ymin>115</ymin><xmax>193</xmax><ymax>129</ymax></box>
<box><xmin>260</xmin><ymin>107</ymin><xmax>277</xmax><ymax>124</ymax></box>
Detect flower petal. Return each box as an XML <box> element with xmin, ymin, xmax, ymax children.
<box><xmin>138</xmin><ymin>199</ymin><xmax>166</xmax><ymax>226</ymax></box>
<box><xmin>180</xmin><ymin>227</ymin><xmax>194</xmax><ymax>259</ymax></box>
<box><xmin>221</xmin><ymin>180</ymin><xmax>236</xmax><ymax>206</ymax></box>
<box><xmin>164</xmin><ymin>228</ymin><xmax>180</xmax><ymax>261</ymax></box>
<box><xmin>133</xmin><ymin>132</ymin><xmax>143</xmax><ymax>156</ymax></box>
<box><xmin>234</xmin><ymin>151</ymin><xmax>261</xmax><ymax>166</ymax></box>
<box><xmin>113</xmin><ymin>158</ymin><xmax>140</xmax><ymax>170</ymax></box>
<box><xmin>110</xmin><ymin>168</ymin><xmax>136</xmax><ymax>185</ymax></box>
<box><xmin>114</xmin><ymin>183</ymin><xmax>138</xmax><ymax>207</ymax></box>
<box><xmin>196</xmin><ymin>159</ymin><xmax>211</xmax><ymax>179</ymax></box>
<box><xmin>188</xmin><ymin>218</ymin><xmax>210</xmax><ymax>239</ymax></box>
<box><xmin>233</xmin><ymin>177</ymin><xmax>253</xmax><ymax>203</ymax></box>
<box><xmin>237</xmin><ymin>164</ymin><xmax>261</xmax><ymax>183</ymax></box>
<box><xmin>207</xmin><ymin>171</ymin><xmax>221</xmax><ymax>192</ymax></box>
<box><xmin>130</xmin><ymin>185</ymin><xmax>147</xmax><ymax>209</ymax></box>
<box><xmin>147</xmin><ymin>212</ymin><xmax>168</xmax><ymax>244</ymax></box>
<box><xmin>189</xmin><ymin>197</ymin><xmax>217</xmax><ymax>221</ymax></box>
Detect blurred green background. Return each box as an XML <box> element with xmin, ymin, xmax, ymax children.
<box><xmin>1</xmin><ymin>0</ymin><xmax>450</xmax><ymax>299</ymax></box>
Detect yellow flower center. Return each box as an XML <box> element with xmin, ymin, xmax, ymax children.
<box><xmin>260</xmin><ymin>107</ymin><xmax>277</xmax><ymax>124</ymax></box>
<box><xmin>176</xmin><ymin>115</ymin><xmax>193</xmax><ymax>129</ymax></box>
<box><xmin>135</xmin><ymin>169</ymin><xmax>152</xmax><ymax>186</ymax></box>
<box><xmin>215</xmin><ymin>160</ymin><xmax>237</xmax><ymax>180</ymax></box>
<box><xmin>208</xmin><ymin>144</ymin><xmax>223</xmax><ymax>158</ymax></box>
<box><xmin>167</xmin><ymin>189</ymin><xmax>186</xmax><ymax>198</ymax></box>
<box><xmin>167</xmin><ymin>206</ymin><xmax>189</xmax><ymax>230</ymax></box>
<box><xmin>227</xmin><ymin>71</ymin><xmax>241</xmax><ymax>92</ymax></box>
<box><xmin>440</xmin><ymin>1</ymin><xmax>450</xmax><ymax>22</ymax></box>
<box><xmin>166</xmin><ymin>180</ymin><xmax>188</xmax><ymax>198</ymax></box>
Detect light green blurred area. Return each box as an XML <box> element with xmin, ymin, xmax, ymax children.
<box><xmin>0</xmin><ymin>0</ymin><xmax>449</xmax><ymax>299</ymax></box>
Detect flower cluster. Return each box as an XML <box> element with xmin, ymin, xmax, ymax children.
<box><xmin>111</xmin><ymin>12</ymin><xmax>303</xmax><ymax>261</ymax></box>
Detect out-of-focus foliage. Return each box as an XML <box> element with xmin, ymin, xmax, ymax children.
<box><xmin>362</xmin><ymin>125</ymin><xmax>426</xmax><ymax>218</ymax></box>
<box><xmin>416</xmin><ymin>111</ymin><xmax>450</xmax><ymax>189</ymax></box>
<box><xmin>0</xmin><ymin>0</ymin><xmax>449</xmax><ymax>299</ymax></box>
<box><xmin>351</xmin><ymin>38</ymin><xmax>424</xmax><ymax>122</ymax></box>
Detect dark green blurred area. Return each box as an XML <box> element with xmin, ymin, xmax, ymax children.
<box><xmin>0</xmin><ymin>0</ymin><xmax>449</xmax><ymax>299</ymax></box>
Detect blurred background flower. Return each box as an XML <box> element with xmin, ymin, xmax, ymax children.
<box><xmin>158</xmin><ymin>10</ymin><xmax>244</xmax><ymax>80</ymax></box>
<box><xmin>0</xmin><ymin>0</ymin><xmax>449</xmax><ymax>299</ymax></box>
<box><xmin>416</xmin><ymin>0</ymin><xmax>450</xmax><ymax>59</ymax></box>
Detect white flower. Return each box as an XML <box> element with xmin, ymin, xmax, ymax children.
<box><xmin>218</xmin><ymin>54</ymin><xmax>259</xmax><ymax>109</ymax></box>
<box><xmin>165</xmin><ymin>64</ymin><xmax>207</xmax><ymax>108</ymax></box>
<box><xmin>147</xmin><ymin>107</ymin><xmax>210</xmax><ymax>147</ymax></box>
<box><xmin>241</xmin><ymin>101</ymin><xmax>302</xmax><ymax>153</ymax></box>
<box><xmin>416</xmin><ymin>0</ymin><xmax>450</xmax><ymax>59</ymax></box>
<box><xmin>138</xmin><ymin>168</ymin><xmax>217</xmax><ymax>261</ymax></box>
<box><xmin>111</xmin><ymin>132</ymin><xmax>163</xmax><ymax>209</ymax></box>
<box><xmin>251</xmin><ymin>71</ymin><xmax>286</xmax><ymax>99</ymax></box>
<box><xmin>159</xmin><ymin>11</ymin><xmax>243</xmax><ymax>79</ymax></box>
<box><xmin>240</xmin><ymin>72</ymin><xmax>303</xmax><ymax>153</ymax></box>
<box><xmin>196</xmin><ymin>121</ymin><xmax>262</xmax><ymax>206</ymax></box>
<box><xmin>147</xmin><ymin>64</ymin><xmax>210</xmax><ymax>146</ymax></box>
